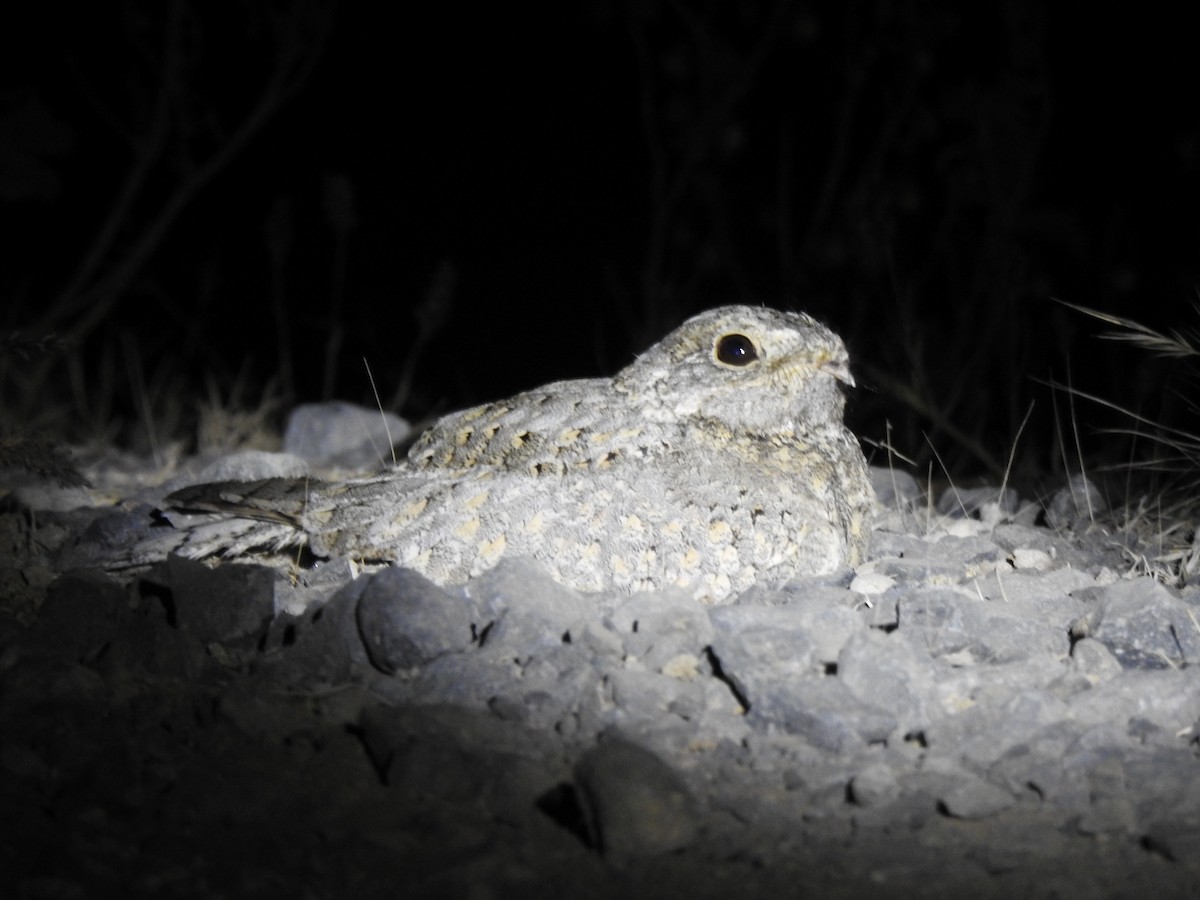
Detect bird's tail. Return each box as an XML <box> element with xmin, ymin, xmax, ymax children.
<box><xmin>59</xmin><ymin>477</ymin><xmax>320</xmax><ymax>572</ymax></box>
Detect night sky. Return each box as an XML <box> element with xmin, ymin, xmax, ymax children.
<box><xmin>3</xmin><ymin>2</ymin><xmax>1199</xmax><ymax>477</ymax></box>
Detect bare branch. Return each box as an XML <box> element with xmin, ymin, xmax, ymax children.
<box><xmin>32</xmin><ymin>0</ymin><xmax>332</xmax><ymax>345</ymax></box>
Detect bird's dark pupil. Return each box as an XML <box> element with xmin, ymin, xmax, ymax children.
<box><xmin>716</xmin><ymin>333</ymin><xmax>758</xmax><ymax>366</ymax></box>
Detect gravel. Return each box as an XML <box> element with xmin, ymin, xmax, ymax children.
<box><xmin>2</xmin><ymin>462</ymin><xmax>1200</xmax><ymax>899</ymax></box>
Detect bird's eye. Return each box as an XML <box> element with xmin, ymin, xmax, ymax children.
<box><xmin>714</xmin><ymin>332</ymin><xmax>759</xmax><ymax>367</ymax></box>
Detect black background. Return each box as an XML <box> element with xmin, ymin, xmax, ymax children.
<box><xmin>3</xmin><ymin>1</ymin><xmax>1199</xmax><ymax>479</ymax></box>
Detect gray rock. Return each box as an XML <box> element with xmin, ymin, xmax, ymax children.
<box><xmin>608</xmin><ymin>588</ymin><xmax>715</xmax><ymax>672</ymax></box>
<box><xmin>1067</xmin><ymin>668</ymin><xmax>1200</xmax><ymax>734</ymax></box>
<box><xmin>924</xmin><ymin>688</ymin><xmax>1071</xmax><ymax>768</ymax></box>
<box><xmin>934</xmin><ymin>656</ymin><xmax>1073</xmax><ymax>723</ymax></box>
<box><xmin>1068</xmin><ymin>637</ymin><xmax>1124</xmax><ymax>683</ymax></box>
<box><xmin>838</xmin><ymin>628</ymin><xmax>939</xmax><ymax>735</ymax></box>
<box><xmin>708</xmin><ymin>605</ymin><xmax>820</xmax><ymax>713</ymax></box>
<box><xmin>955</xmin><ymin>812</ymin><xmax>1083</xmax><ymax>878</ymax></box>
<box><xmin>156</xmin><ymin>555</ymin><xmax>276</xmax><ymax>648</ymax></box>
<box><xmin>262</xmin><ymin>576</ymin><xmax>370</xmax><ymax>689</ymax></box>
<box><xmin>1126</xmin><ymin>745</ymin><xmax>1200</xmax><ymax>825</ymax></box>
<box><xmin>92</xmin><ymin>589</ymin><xmax>204</xmax><ymax>682</ymax></box>
<box><xmin>576</xmin><ymin>617</ymin><xmax>626</xmax><ymax>659</ymax></box>
<box><xmin>866</xmin><ymin>531</ymin><xmax>939</xmax><ymax>561</ymax></box>
<box><xmin>357</xmin><ymin>702</ymin><xmax>550</xmax><ymax>786</ymax></box>
<box><xmin>869</xmin><ymin>533</ymin><xmax>1008</xmax><ymax>591</ymax></box>
<box><xmin>398</xmin><ymin>651</ymin><xmax>519</xmax><ymax>708</ymax></box>
<box><xmin>991</xmin><ymin>522</ymin><xmax>1134</xmax><ymax>574</ymax></box>
<box><xmin>511</xmin><ymin>647</ymin><xmax>607</xmax><ymax>733</ymax></box>
<box><xmin>605</xmin><ymin>668</ymin><xmax>706</xmax><ymax>726</ymax></box>
<box><xmin>868</xmin><ymin>555</ymin><xmax>974</xmax><ymax>586</ymax></box>
<box><xmin>55</xmin><ymin>506</ymin><xmax>160</xmax><ymax>570</ymax></box>
<box><xmin>938</xmin><ymin>775</ymin><xmax>1016</xmax><ymax>819</ymax></box>
<box><xmin>970</xmin><ymin>565</ymin><xmax>1095</xmax><ymax>605</ymax></box>
<box><xmin>273</xmin><ymin>555</ymin><xmax>359</xmax><ymax>617</ymax></box>
<box><xmin>786</xmin><ymin>593</ymin><xmax>865</xmax><ymax>664</ymax></box>
<box><xmin>283</xmin><ymin>401</ymin><xmax>411</xmax><ymax>470</ymax></box>
<box><xmin>988</xmin><ymin>720</ymin><xmax>1091</xmax><ymax>809</ymax></box>
<box><xmin>383</xmin><ymin>734</ymin><xmax>491</xmax><ymax>802</ymax></box>
<box><xmin>848</xmin><ymin>761</ymin><xmax>902</xmax><ymax>807</ymax></box>
<box><xmin>32</xmin><ymin>569</ymin><xmax>128</xmax><ymax>663</ymax></box>
<box><xmin>1070</xmin><ymin>577</ymin><xmax>1200</xmax><ymax>668</ymax></box>
<box><xmin>1044</xmin><ymin>473</ymin><xmax>1107</xmax><ymax>531</ymax></box>
<box><xmin>897</xmin><ymin>587</ymin><xmax>1074</xmax><ymax>664</ymax></box>
<box><xmin>574</xmin><ymin>735</ymin><xmax>699</xmax><ymax>862</ymax></box>
<box><xmin>488</xmin><ymin>682</ymin><xmax>567</xmax><ymax>730</ymax></box>
<box><xmin>896</xmin><ymin>588</ymin><xmax>975</xmax><ymax>657</ymax></box>
<box><xmin>356</xmin><ymin>567</ymin><xmax>481</xmax><ymax>673</ymax></box>
<box><xmin>723</xmin><ymin>587</ymin><xmax>864</xmax><ymax>667</ymax></box>
<box><xmin>461</xmin><ymin>557</ymin><xmax>593</xmax><ymax>663</ymax></box>
<box><xmin>870</xmin><ymin>466</ymin><xmax>923</xmax><ymax>510</ymax></box>
<box><xmin>750</xmin><ymin>676</ymin><xmax>897</xmax><ymax>750</ymax></box>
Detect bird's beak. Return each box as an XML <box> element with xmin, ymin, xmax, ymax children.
<box><xmin>817</xmin><ymin>352</ymin><xmax>855</xmax><ymax>387</ymax></box>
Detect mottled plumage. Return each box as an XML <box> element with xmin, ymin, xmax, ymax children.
<box><xmin>161</xmin><ymin>306</ymin><xmax>873</xmax><ymax>602</ymax></box>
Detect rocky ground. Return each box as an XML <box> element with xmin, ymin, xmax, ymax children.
<box><xmin>3</xmin><ymin>402</ymin><xmax>1200</xmax><ymax>899</ymax></box>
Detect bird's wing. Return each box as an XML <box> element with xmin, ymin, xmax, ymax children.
<box><xmin>405</xmin><ymin>378</ymin><xmax>654</xmax><ymax>473</ymax></box>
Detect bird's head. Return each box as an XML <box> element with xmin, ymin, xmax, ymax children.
<box><xmin>614</xmin><ymin>305</ymin><xmax>855</xmax><ymax>437</ymax></box>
